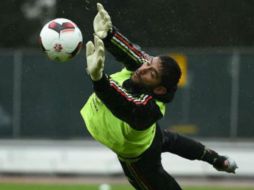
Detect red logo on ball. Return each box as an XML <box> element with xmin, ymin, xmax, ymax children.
<box><xmin>54</xmin><ymin>43</ymin><xmax>63</xmax><ymax>52</ymax></box>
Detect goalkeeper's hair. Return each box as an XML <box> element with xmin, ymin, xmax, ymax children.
<box><xmin>157</xmin><ymin>55</ymin><xmax>181</xmax><ymax>102</ymax></box>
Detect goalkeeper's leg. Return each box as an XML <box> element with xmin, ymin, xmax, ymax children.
<box><xmin>119</xmin><ymin>159</ymin><xmax>182</xmax><ymax>190</ymax></box>
<box><xmin>118</xmin><ymin>126</ymin><xmax>182</xmax><ymax>190</ymax></box>
<box><xmin>161</xmin><ymin>128</ymin><xmax>205</xmax><ymax>160</ymax></box>
<box><xmin>161</xmin><ymin>128</ymin><xmax>238</xmax><ymax>173</ymax></box>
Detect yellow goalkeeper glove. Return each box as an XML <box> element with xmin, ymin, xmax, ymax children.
<box><xmin>93</xmin><ymin>3</ymin><xmax>112</xmax><ymax>39</ymax></box>
<box><xmin>86</xmin><ymin>35</ymin><xmax>105</xmax><ymax>81</ymax></box>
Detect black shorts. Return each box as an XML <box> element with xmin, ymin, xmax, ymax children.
<box><xmin>119</xmin><ymin>126</ymin><xmax>182</xmax><ymax>190</ymax></box>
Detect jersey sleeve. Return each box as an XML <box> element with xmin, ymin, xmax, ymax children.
<box><xmin>92</xmin><ymin>74</ymin><xmax>163</xmax><ymax>130</ymax></box>
<box><xmin>103</xmin><ymin>27</ymin><xmax>151</xmax><ymax>71</ymax></box>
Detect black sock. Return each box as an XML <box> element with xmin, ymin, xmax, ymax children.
<box><xmin>200</xmin><ymin>148</ymin><xmax>219</xmax><ymax>164</ymax></box>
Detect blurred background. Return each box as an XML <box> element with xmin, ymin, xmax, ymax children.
<box><xmin>0</xmin><ymin>0</ymin><xmax>254</xmax><ymax>188</ymax></box>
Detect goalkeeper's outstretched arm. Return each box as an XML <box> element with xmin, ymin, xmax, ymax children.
<box><xmin>93</xmin><ymin>3</ymin><xmax>150</xmax><ymax>71</ymax></box>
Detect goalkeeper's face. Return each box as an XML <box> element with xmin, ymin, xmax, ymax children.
<box><xmin>131</xmin><ymin>57</ymin><xmax>166</xmax><ymax>94</ymax></box>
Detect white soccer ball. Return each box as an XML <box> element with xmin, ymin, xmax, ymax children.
<box><xmin>40</xmin><ymin>18</ymin><xmax>83</xmax><ymax>62</ymax></box>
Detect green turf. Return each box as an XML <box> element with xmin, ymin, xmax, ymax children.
<box><xmin>186</xmin><ymin>188</ymin><xmax>254</xmax><ymax>190</ymax></box>
<box><xmin>0</xmin><ymin>184</ymin><xmax>133</xmax><ymax>190</ymax></box>
<box><xmin>0</xmin><ymin>184</ymin><xmax>254</xmax><ymax>190</ymax></box>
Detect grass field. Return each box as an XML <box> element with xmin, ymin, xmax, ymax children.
<box><xmin>0</xmin><ymin>183</ymin><xmax>254</xmax><ymax>190</ymax></box>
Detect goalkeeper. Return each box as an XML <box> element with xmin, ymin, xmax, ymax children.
<box><xmin>81</xmin><ymin>3</ymin><xmax>238</xmax><ymax>190</ymax></box>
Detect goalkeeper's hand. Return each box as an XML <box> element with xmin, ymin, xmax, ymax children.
<box><xmin>93</xmin><ymin>3</ymin><xmax>112</xmax><ymax>39</ymax></box>
<box><xmin>86</xmin><ymin>35</ymin><xmax>105</xmax><ymax>81</ymax></box>
<box><xmin>213</xmin><ymin>156</ymin><xmax>238</xmax><ymax>174</ymax></box>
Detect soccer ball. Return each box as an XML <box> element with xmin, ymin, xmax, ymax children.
<box><xmin>40</xmin><ymin>18</ymin><xmax>83</xmax><ymax>62</ymax></box>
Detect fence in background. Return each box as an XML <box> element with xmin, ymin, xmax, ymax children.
<box><xmin>0</xmin><ymin>48</ymin><xmax>253</xmax><ymax>139</ymax></box>
<box><xmin>0</xmin><ymin>139</ymin><xmax>253</xmax><ymax>176</ymax></box>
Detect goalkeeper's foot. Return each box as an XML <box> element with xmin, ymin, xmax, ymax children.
<box><xmin>213</xmin><ymin>156</ymin><xmax>238</xmax><ymax>174</ymax></box>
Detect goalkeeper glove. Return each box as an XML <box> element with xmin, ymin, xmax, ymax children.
<box><xmin>93</xmin><ymin>3</ymin><xmax>112</xmax><ymax>39</ymax></box>
<box><xmin>86</xmin><ymin>35</ymin><xmax>105</xmax><ymax>81</ymax></box>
